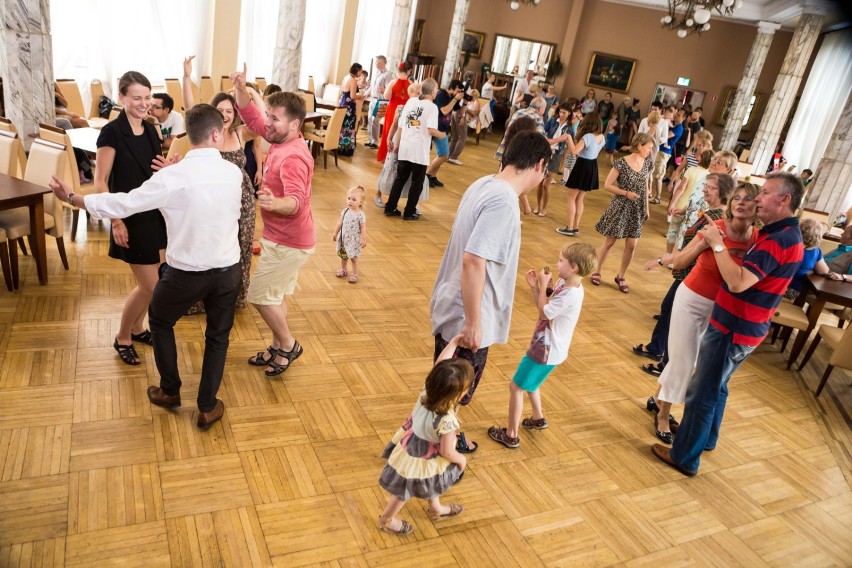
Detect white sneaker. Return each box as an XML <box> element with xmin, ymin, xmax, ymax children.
<box><xmin>373</xmin><ymin>196</ymin><xmax>383</xmax><ymax>208</ymax></box>
<box><xmin>448</xmin><ymin>158</ymin><xmax>463</xmax><ymax>166</ymax></box>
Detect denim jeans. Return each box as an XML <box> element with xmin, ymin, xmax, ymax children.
<box><xmin>669</xmin><ymin>324</ymin><xmax>755</xmax><ymax>473</ymax></box>
<box><xmin>647</xmin><ymin>279</ymin><xmax>681</xmax><ymax>365</ymax></box>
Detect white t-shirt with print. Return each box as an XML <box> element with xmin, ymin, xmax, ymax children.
<box><xmin>160</xmin><ymin>111</ymin><xmax>185</xmax><ymax>139</ymax></box>
<box><xmin>542</xmin><ymin>281</ymin><xmax>584</xmax><ymax>365</ymax></box>
<box><xmin>397</xmin><ymin>97</ymin><xmax>439</xmax><ymax>166</ymax></box>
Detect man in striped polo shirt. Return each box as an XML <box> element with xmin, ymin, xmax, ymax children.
<box><xmin>653</xmin><ymin>172</ymin><xmax>804</xmax><ymax>476</ymax></box>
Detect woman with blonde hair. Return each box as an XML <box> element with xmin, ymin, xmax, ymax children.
<box><xmin>676</xmin><ymin>150</ymin><xmax>738</xmax><ymax>248</ymax></box>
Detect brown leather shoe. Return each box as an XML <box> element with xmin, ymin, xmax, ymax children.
<box><xmin>651</xmin><ymin>444</ymin><xmax>697</xmax><ymax>477</ymax></box>
<box><xmin>147</xmin><ymin>386</ymin><xmax>181</xmax><ymax>409</ymax></box>
<box><xmin>196</xmin><ymin>400</ymin><xmax>224</xmax><ymax>430</ymax></box>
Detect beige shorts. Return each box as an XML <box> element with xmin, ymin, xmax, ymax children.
<box><xmin>653</xmin><ymin>151</ymin><xmax>670</xmax><ymax>182</ymax></box>
<box><xmin>247</xmin><ymin>238</ymin><xmax>314</xmax><ymax>305</ymax></box>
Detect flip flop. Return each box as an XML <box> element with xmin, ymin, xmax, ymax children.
<box><xmin>456</xmin><ymin>432</ymin><xmax>478</xmax><ymax>454</ymax></box>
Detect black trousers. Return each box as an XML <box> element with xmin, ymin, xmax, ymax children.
<box><xmin>384</xmin><ymin>159</ymin><xmax>427</xmax><ymax>217</ymax></box>
<box><xmin>149</xmin><ymin>263</ymin><xmax>240</xmax><ymax>412</ymax></box>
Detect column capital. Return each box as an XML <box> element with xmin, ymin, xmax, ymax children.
<box><xmin>800</xmin><ymin>2</ymin><xmax>829</xmax><ymax>17</ymax></box>
<box><xmin>756</xmin><ymin>21</ymin><xmax>781</xmax><ymax>34</ymax></box>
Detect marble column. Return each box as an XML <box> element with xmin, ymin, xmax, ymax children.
<box><xmin>718</xmin><ymin>21</ymin><xmax>780</xmax><ymax>152</ymax></box>
<box><xmin>271</xmin><ymin>0</ymin><xmax>306</xmax><ymax>91</ymax></box>
<box><xmin>805</xmin><ymin>90</ymin><xmax>852</xmax><ymax>221</ymax></box>
<box><xmin>0</xmin><ymin>0</ymin><xmax>56</xmax><ymax>150</ymax></box>
<box><xmin>386</xmin><ymin>0</ymin><xmax>414</xmax><ymax>68</ymax></box>
<box><xmin>748</xmin><ymin>8</ymin><xmax>825</xmax><ymax>173</ymax></box>
<box><xmin>440</xmin><ymin>0</ymin><xmax>470</xmax><ymax>88</ymax></box>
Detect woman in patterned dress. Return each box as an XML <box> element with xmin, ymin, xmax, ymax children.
<box><xmin>591</xmin><ymin>132</ymin><xmax>655</xmax><ymax>293</ymax></box>
<box><xmin>376</xmin><ymin>62</ymin><xmax>412</xmax><ymax>162</ymax></box>
<box><xmin>182</xmin><ymin>56</ymin><xmax>263</xmax><ymax>310</ymax></box>
<box><xmin>337</xmin><ymin>63</ymin><xmax>364</xmax><ymax>157</ymax></box>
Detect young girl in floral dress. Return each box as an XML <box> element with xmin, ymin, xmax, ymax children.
<box><xmin>332</xmin><ymin>186</ymin><xmax>367</xmax><ymax>284</ymax></box>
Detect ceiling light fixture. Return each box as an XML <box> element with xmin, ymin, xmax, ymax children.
<box><xmin>661</xmin><ymin>0</ymin><xmax>742</xmax><ymax>37</ymax></box>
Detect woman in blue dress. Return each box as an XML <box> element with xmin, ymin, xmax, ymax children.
<box><xmin>338</xmin><ymin>63</ymin><xmax>365</xmax><ymax>156</ymax></box>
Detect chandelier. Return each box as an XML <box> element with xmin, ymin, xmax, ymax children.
<box><xmin>661</xmin><ymin>0</ymin><xmax>743</xmax><ymax>38</ymax></box>
<box><xmin>508</xmin><ymin>0</ymin><xmax>540</xmax><ymax>9</ymax></box>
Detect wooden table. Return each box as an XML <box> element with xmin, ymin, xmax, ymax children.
<box><xmin>303</xmin><ymin>112</ymin><xmax>324</xmax><ymax>129</ymax></box>
<box><xmin>789</xmin><ymin>273</ymin><xmax>852</xmax><ymax>367</ymax></box>
<box><xmin>0</xmin><ymin>173</ymin><xmax>50</xmax><ymax>285</ymax></box>
<box><xmin>66</xmin><ymin>127</ymin><xmax>101</xmax><ymax>154</ymax></box>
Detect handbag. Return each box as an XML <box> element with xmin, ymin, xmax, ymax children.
<box><xmin>525</xmin><ymin>281</ymin><xmax>566</xmax><ymax>364</ymax></box>
<box><xmin>98</xmin><ymin>95</ymin><xmax>117</xmax><ymax>119</ymax></box>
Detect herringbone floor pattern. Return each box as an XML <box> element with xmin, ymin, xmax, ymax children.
<box><xmin>1</xmin><ymin>133</ymin><xmax>851</xmax><ymax>567</ymax></box>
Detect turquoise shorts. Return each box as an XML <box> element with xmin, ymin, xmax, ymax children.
<box><xmin>434</xmin><ymin>135</ymin><xmax>449</xmax><ymax>157</ymax></box>
<box><xmin>511</xmin><ymin>354</ymin><xmax>556</xmax><ymax>392</ymax></box>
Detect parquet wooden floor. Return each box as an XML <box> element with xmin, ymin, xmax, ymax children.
<box><xmin>1</xmin><ymin>132</ymin><xmax>851</xmax><ymax>567</ymax></box>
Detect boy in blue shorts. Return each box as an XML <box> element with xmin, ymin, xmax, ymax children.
<box><xmin>488</xmin><ymin>242</ymin><xmax>597</xmax><ymax>448</ymax></box>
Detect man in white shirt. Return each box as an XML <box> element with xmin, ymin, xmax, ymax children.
<box><xmin>50</xmin><ymin>104</ymin><xmax>242</xmax><ymax>431</ymax></box>
<box><xmin>151</xmin><ymin>93</ymin><xmax>185</xmax><ymax>152</ymax></box>
<box><xmin>384</xmin><ymin>77</ymin><xmax>444</xmax><ymax>220</ymax></box>
<box><xmin>366</xmin><ymin>55</ymin><xmax>394</xmax><ymax>148</ymax></box>
<box><xmin>512</xmin><ymin>69</ymin><xmax>536</xmax><ymax>107</ymax></box>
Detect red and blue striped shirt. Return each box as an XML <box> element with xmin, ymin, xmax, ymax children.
<box><xmin>710</xmin><ymin>216</ymin><xmax>804</xmax><ymax>346</ymax></box>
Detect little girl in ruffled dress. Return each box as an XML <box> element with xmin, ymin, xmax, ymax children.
<box><xmin>378</xmin><ymin>334</ymin><xmax>471</xmax><ymax>535</ymax></box>
<box><xmin>332</xmin><ymin>186</ymin><xmax>367</xmax><ymax>283</ymax></box>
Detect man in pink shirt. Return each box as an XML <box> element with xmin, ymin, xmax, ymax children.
<box><xmin>231</xmin><ymin>67</ymin><xmax>316</xmax><ymax>376</ymax></box>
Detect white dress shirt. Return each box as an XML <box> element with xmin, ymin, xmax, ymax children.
<box><xmin>84</xmin><ymin>148</ymin><xmax>242</xmax><ymax>271</ymax></box>
<box><xmin>371</xmin><ymin>69</ymin><xmax>394</xmax><ymax>99</ymax></box>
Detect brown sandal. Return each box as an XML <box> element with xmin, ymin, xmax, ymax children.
<box><xmin>429</xmin><ymin>503</ymin><xmax>464</xmax><ymax>521</ymax></box>
<box><xmin>615</xmin><ymin>276</ymin><xmax>629</xmax><ymax>293</ymax></box>
<box><xmin>248</xmin><ymin>346</ymin><xmax>275</xmax><ymax>366</ymax></box>
<box><xmin>590</xmin><ymin>272</ymin><xmax>601</xmax><ymax>286</ymax></box>
<box><xmin>379</xmin><ymin>516</ymin><xmax>413</xmax><ymax>535</ymax></box>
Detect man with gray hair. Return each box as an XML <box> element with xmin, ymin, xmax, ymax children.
<box><xmin>495</xmin><ymin>96</ymin><xmax>546</xmax><ymax>162</ymax></box>
<box><xmin>366</xmin><ymin>55</ymin><xmax>394</xmax><ymax>149</ymax></box>
<box><xmin>384</xmin><ymin>78</ymin><xmax>445</xmax><ymax>220</ymax></box>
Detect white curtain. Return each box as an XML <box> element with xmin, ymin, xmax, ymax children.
<box><xmin>299</xmin><ymin>0</ymin><xmax>346</xmax><ymax>90</ymax></box>
<box><xmin>351</xmin><ymin>0</ymin><xmax>395</xmax><ymax>74</ymax></box>
<box><xmin>783</xmin><ymin>30</ymin><xmax>852</xmax><ymax>174</ymax></box>
<box><xmin>237</xmin><ymin>0</ymin><xmax>280</xmax><ymax>81</ymax></box>
<box><xmin>50</xmin><ymin>0</ymin><xmax>213</xmax><ymax>111</ymax></box>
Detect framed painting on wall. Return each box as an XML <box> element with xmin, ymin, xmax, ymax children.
<box><xmin>715</xmin><ymin>86</ymin><xmax>763</xmax><ymax>131</ymax></box>
<box><xmin>462</xmin><ymin>30</ymin><xmax>486</xmax><ymax>58</ymax></box>
<box><xmin>586</xmin><ymin>52</ymin><xmax>636</xmax><ymax>93</ymax></box>
<box><xmin>410</xmin><ymin>19</ymin><xmax>425</xmax><ymax>54</ymax></box>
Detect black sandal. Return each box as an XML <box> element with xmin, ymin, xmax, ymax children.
<box><xmin>131</xmin><ymin>330</ymin><xmax>153</xmax><ymax>346</ymax></box>
<box><xmin>456</xmin><ymin>432</ymin><xmax>478</xmax><ymax>454</ymax></box>
<box><xmin>632</xmin><ymin>344</ymin><xmax>662</xmax><ymax>361</ymax></box>
<box><xmin>248</xmin><ymin>346</ymin><xmax>275</xmax><ymax>366</ymax></box>
<box><xmin>264</xmin><ymin>340</ymin><xmax>303</xmax><ymax>377</ymax></box>
<box><xmin>641</xmin><ymin>362</ymin><xmax>664</xmax><ymax>377</ymax></box>
<box><xmin>113</xmin><ymin>338</ymin><xmax>140</xmax><ymax>366</ymax></box>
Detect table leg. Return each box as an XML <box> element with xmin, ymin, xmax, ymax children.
<box><xmin>28</xmin><ymin>200</ymin><xmax>48</xmax><ymax>285</ymax></box>
<box><xmin>788</xmin><ymin>295</ymin><xmax>825</xmax><ymax>369</ymax></box>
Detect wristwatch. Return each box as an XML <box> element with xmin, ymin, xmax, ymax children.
<box><xmin>713</xmin><ymin>244</ymin><xmax>725</xmax><ymax>253</ymax></box>
<box><xmin>657</xmin><ymin>258</ymin><xmax>664</xmax><ymax>266</ymax></box>
<box><xmin>66</xmin><ymin>192</ymin><xmax>75</xmax><ymax>205</ymax></box>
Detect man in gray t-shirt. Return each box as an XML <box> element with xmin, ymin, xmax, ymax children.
<box><xmin>430</xmin><ymin>131</ymin><xmax>553</xmax><ymax>452</ymax></box>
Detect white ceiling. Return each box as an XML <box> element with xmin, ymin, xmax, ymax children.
<box><xmin>599</xmin><ymin>0</ymin><xmax>850</xmax><ymax>31</ymax></box>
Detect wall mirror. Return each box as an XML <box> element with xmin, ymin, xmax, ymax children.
<box><xmin>491</xmin><ymin>34</ymin><xmax>556</xmax><ymax>77</ymax></box>
<box><xmin>650</xmin><ymin>83</ymin><xmax>706</xmax><ymax>111</ymax></box>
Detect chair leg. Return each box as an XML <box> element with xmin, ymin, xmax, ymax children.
<box><xmin>55</xmin><ymin>236</ymin><xmax>70</xmax><ymax>270</ymax></box>
<box><xmin>9</xmin><ymin>239</ymin><xmax>19</xmax><ymax>290</ymax></box>
<box><xmin>334</xmin><ymin>150</ymin><xmax>338</xmax><ymax>167</ymax></box>
<box><xmin>815</xmin><ymin>365</ymin><xmax>834</xmax><ymax>397</ymax></box>
<box><xmin>780</xmin><ymin>327</ymin><xmax>795</xmax><ymax>352</ymax></box>
<box><xmin>770</xmin><ymin>323</ymin><xmax>780</xmax><ymax>345</ymax></box>
<box><xmin>323</xmin><ymin>150</ymin><xmax>328</xmax><ymax>169</ymax></box>
<box><xmin>17</xmin><ymin>237</ymin><xmax>28</xmax><ymax>256</ymax></box>
<box><xmin>0</xmin><ymin>240</ymin><xmax>12</xmax><ymax>291</ymax></box>
<box><xmin>797</xmin><ymin>333</ymin><xmax>822</xmax><ymax>371</ymax></box>
<box><xmin>71</xmin><ymin>209</ymin><xmax>80</xmax><ymax>242</ymax></box>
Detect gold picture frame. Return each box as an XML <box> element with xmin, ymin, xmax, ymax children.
<box><xmin>715</xmin><ymin>86</ymin><xmax>763</xmax><ymax>131</ymax></box>
<box><xmin>585</xmin><ymin>52</ymin><xmax>636</xmax><ymax>93</ymax></box>
<box><xmin>462</xmin><ymin>30</ymin><xmax>486</xmax><ymax>58</ymax></box>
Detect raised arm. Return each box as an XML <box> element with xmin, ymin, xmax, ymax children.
<box><xmin>182</xmin><ymin>55</ymin><xmax>196</xmax><ymax>108</ymax></box>
<box><xmin>230</xmin><ymin>63</ymin><xmax>251</xmax><ymax>108</ymax></box>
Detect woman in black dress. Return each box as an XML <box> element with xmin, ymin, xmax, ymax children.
<box><xmin>95</xmin><ymin>71</ymin><xmax>167</xmax><ymax>365</ymax></box>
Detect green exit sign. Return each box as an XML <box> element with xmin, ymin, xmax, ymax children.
<box><xmin>677</xmin><ymin>77</ymin><xmax>691</xmax><ymax>86</ymax></box>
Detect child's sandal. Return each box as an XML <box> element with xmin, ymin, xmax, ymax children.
<box><xmin>429</xmin><ymin>503</ymin><xmax>464</xmax><ymax>521</ymax></box>
<box><xmin>487</xmin><ymin>426</ymin><xmax>520</xmax><ymax>448</ymax></box>
<box><xmin>379</xmin><ymin>516</ymin><xmax>413</xmax><ymax>535</ymax></box>
<box><xmin>335</xmin><ymin>269</ymin><xmax>348</xmax><ymax>278</ymax></box>
<box><xmin>348</xmin><ymin>274</ymin><xmax>358</xmax><ymax>284</ymax></box>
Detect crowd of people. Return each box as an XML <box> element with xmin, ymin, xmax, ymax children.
<box><xmin>43</xmin><ymin>58</ymin><xmax>852</xmax><ymax>537</ymax></box>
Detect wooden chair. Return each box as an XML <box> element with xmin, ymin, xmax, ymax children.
<box><xmin>800</xmin><ymin>208</ymin><xmax>830</xmax><ymax>227</ymax></box>
<box><xmin>304</xmin><ymin>107</ymin><xmax>346</xmax><ymax>169</ymax></box>
<box><xmin>39</xmin><ymin>123</ymin><xmax>96</xmax><ymax>241</ymax></box>
<box><xmin>307</xmin><ymin>76</ymin><xmax>315</xmax><ymax>95</ymax></box>
<box><xmin>166</xmin><ymin>132</ymin><xmax>191</xmax><ymax>161</ymax></box>
<box><xmin>55</xmin><ymin>79</ymin><xmax>87</xmax><ymax>118</ymax></box>
<box><xmin>769</xmin><ymin>302</ymin><xmax>810</xmax><ymax>367</ymax></box>
<box><xmin>255</xmin><ymin>77</ymin><xmax>268</xmax><ymax>91</ymax></box>
<box><xmin>221</xmin><ymin>76</ymin><xmax>234</xmax><ymax>92</ymax></box>
<box><xmin>0</xmin><ymin>130</ymin><xmax>16</xmax><ymax>176</ymax></box>
<box><xmin>299</xmin><ymin>92</ymin><xmax>316</xmax><ymax>113</ymax></box>
<box><xmin>0</xmin><ymin>228</ymin><xmax>11</xmax><ymax>291</ymax></box>
<box><xmin>469</xmin><ymin>97</ymin><xmax>491</xmax><ymax>145</ymax></box>
<box><xmin>323</xmin><ymin>84</ymin><xmax>341</xmax><ymax>104</ymax></box>
<box><xmin>0</xmin><ymin>138</ymin><xmax>70</xmax><ymax>289</ymax></box>
<box><xmin>797</xmin><ymin>322</ymin><xmax>852</xmax><ymax>397</ymax></box>
<box><xmin>87</xmin><ymin>80</ymin><xmax>109</xmax><ymax>129</ymax></box>
<box><xmin>0</xmin><ymin>117</ymin><xmax>28</xmax><ymax>178</ymax></box>
<box><xmin>164</xmin><ymin>79</ymin><xmax>185</xmax><ymax>112</ymax></box>
<box><xmin>200</xmin><ymin>76</ymin><xmax>215</xmax><ymax>104</ymax></box>
<box><xmin>108</xmin><ymin>108</ymin><xmax>122</xmax><ymax>122</ymax></box>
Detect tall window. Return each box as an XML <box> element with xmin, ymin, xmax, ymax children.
<box><xmin>351</xmin><ymin>0</ymin><xmax>395</xmax><ymax>74</ymax></box>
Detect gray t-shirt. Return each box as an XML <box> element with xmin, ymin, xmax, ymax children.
<box><xmin>430</xmin><ymin>175</ymin><xmax>521</xmax><ymax>347</ymax></box>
